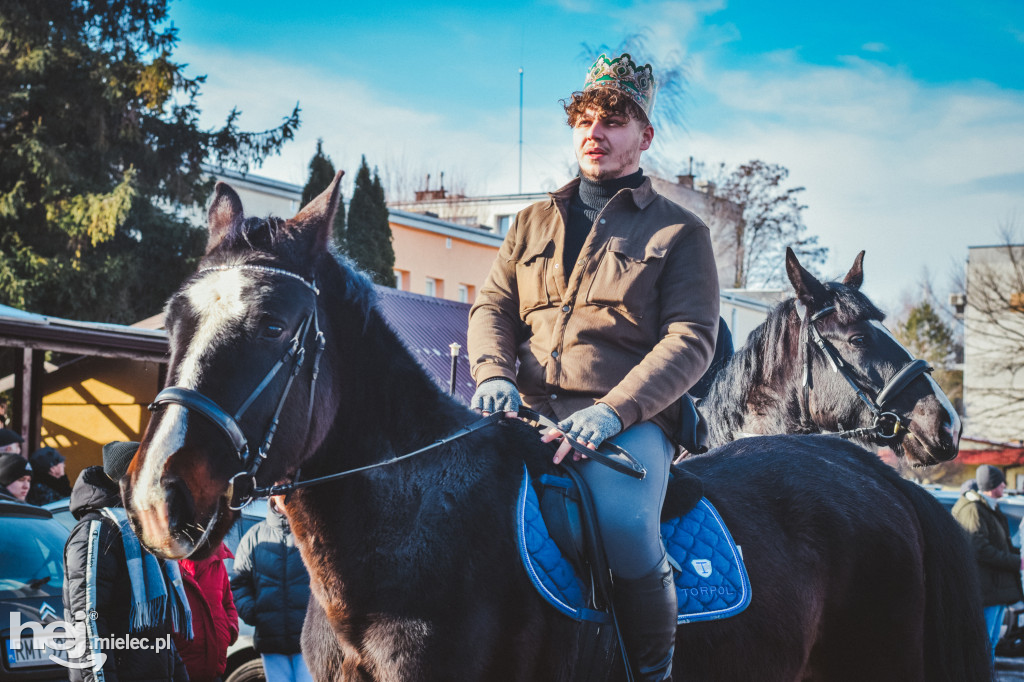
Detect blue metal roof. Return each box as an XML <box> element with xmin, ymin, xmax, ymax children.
<box><xmin>375</xmin><ymin>287</ymin><xmax>474</xmax><ymax>405</ymax></box>
<box><xmin>1</xmin><ymin>292</ymin><xmax>477</xmax><ymax>403</ymax></box>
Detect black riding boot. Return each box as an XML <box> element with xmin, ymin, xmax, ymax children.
<box><xmin>614</xmin><ymin>553</ymin><xmax>677</xmax><ymax>681</ymax></box>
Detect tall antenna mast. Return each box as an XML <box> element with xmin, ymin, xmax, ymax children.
<box><xmin>518</xmin><ymin>66</ymin><xmax>524</xmax><ymax>194</ymax></box>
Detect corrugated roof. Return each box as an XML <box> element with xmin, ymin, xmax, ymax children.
<box><xmin>0</xmin><ymin>290</ymin><xmax>474</xmax><ymax>403</ymax></box>
<box><xmin>375</xmin><ymin>287</ymin><xmax>474</xmax><ymax>405</ymax></box>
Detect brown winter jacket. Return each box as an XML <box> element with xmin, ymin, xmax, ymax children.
<box><xmin>468</xmin><ymin>177</ymin><xmax>720</xmax><ymax>437</ymax></box>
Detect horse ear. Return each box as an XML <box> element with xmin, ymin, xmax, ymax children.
<box><xmin>288</xmin><ymin>170</ymin><xmax>344</xmax><ymax>252</ymax></box>
<box><xmin>206</xmin><ymin>182</ymin><xmax>245</xmax><ymax>254</ymax></box>
<box><xmin>842</xmin><ymin>251</ymin><xmax>865</xmax><ymax>290</ymax></box>
<box><xmin>785</xmin><ymin>247</ymin><xmax>828</xmax><ymax>308</ymax></box>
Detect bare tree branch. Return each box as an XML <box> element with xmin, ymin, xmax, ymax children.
<box><xmin>698</xmin><ymin>160</ymin><xmax>827</xmax><ymax>288</ymax></box>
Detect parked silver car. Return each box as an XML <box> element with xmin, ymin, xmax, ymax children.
<box><xmin>0</xmin><ymin>501</ymin><xmax>70</xmax><ymax>682</ymax></box>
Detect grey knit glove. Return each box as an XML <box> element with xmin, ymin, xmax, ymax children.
<box><xmin>557</xmin><ymin>403</ymin><xmax>622</xmax><ymax>447</ymax></box>
<box><xmin>471</xmin><ymin>378</ymin><xmax>521</xmax><ymax>414</ymax></box>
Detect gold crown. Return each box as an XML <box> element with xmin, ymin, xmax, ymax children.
<box><xmin>583</xmin><ymin>53</ymin><xmax>656</xmax><ymax>117</ymax></box>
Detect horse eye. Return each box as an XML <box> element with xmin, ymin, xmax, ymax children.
<box><xmin>849</xmin><ymin>335</ymin><xmax>867</xmax><ymax>348</ymax></box>
<box><xmin>261</xmin><ymin>321</ymin><xmax>285</xmax><ymax>338</ymax></box>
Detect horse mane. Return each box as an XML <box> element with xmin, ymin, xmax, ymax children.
<box><xmin>703</xmin><ymin>281</ymin><xmax>886</xmax><ymax>446</ymax></box>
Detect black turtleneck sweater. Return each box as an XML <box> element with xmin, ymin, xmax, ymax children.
<box><xmin>563</xmin><ymin>169</ymin><xmax>645</xmax><ymax>275</ymax></box>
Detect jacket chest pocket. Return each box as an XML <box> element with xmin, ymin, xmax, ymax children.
<box><xmin>586</xmin><ymin>237</ymin><xmax>667</xmax><ymax>322</ymax></box>
<box><xmin>515</xmin><ymin>239</ymin><xmax>556</xmax><ymax>315</ymax></box>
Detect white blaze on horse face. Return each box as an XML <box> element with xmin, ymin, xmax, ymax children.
<box><xmin>134</xmin><ymin>404</ymin><xmax>189</xmax><ymax>511</ymax></box>
<box><xmin>179</xmin><ymin>268</ymin><xmax>249</xmax><ymax>388</ymax></box>
<box><xmin>868</xmin><ymin>320</ymin><xmax>913</xmax><ymax>360</ymax></box>
<box><xmin>927</xmin><ymin>374</ymin><xmax>962</xmax><ymax>441</ymax></box>
<box><xmin>135</xmin><ymin>269</ymin><xmax>250</xmax><ymax>511</ymax></box>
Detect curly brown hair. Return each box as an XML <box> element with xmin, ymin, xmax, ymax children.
<box><xmin>562</xmin><ymin>88</ymin><xmax>650</xmax><ymax>128</ymax></box>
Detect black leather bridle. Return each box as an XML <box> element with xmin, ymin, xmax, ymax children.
<box><xmin>149</xmin><ymin>264</ymin><xmax>325</xmax><ymax>510</ymax></box>
<box><xmin>797</xmin><ymin>303</ymin><xmax>933</xmax><ymax>442</ymax></box>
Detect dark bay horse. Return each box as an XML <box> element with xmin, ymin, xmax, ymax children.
<box><xmin>701</xmin><ymin>248</ymin><xmax>962</xmax><ymax>464</ymax></box>
<box><xmin>123</xmin><ymin>174</ymin><xmax>989</xmax><ymax>681</ymax></box>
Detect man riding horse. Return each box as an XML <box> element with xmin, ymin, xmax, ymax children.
<box><xmin>468</xmin><ymin>53</ymin><xmax>720</xmax><ymax>681</ymax></box>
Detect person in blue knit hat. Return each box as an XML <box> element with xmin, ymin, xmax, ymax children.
<box><xmin>27</xmin><ymin>446</ymin><xmax>71</xmax><ymax>505</ymax></box>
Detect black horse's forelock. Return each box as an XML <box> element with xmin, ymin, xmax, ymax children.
<box><xmin>199</xmin><ymin>214</ymin><xmax>377</xmax><ymax>319</ymax></box>
<box><xmin>821</xmin><ymin>281</ymin><xmax>886</xmax><ymax>325</ymax></box>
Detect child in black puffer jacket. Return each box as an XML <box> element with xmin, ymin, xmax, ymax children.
<box><xmin>231</xmin><ymin>498</ymin><xmax>313</xmax><ymax>682</ymax></box>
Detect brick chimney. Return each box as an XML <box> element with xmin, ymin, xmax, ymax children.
<box><xmin>414</xmin><ymin>173</ymin><xmax>447</xmax><ymax>201</ymax></box>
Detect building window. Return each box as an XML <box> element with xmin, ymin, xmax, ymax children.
<box><xmin>446</xmin><ymin>237</ymin><xmax>452</xmax><ymax>249</ymax></box>
<box><xmin>426</xmin><ymin>277</ymin><xmax>445</xmax><ymax>298</ymax></box>
<box><xmin>457</xmin><ymin>285</ymin><xmax>468</xmax><ymax>303</ymax></box>
<box><xmin>497</xmin><ymin>215</ymin><xmax>512</xmax><ymax>235</ymax></box>
<box><xmin>394</xmin><ymin>270</ymin><xmax>405</xmax><ymax>290</ymax></box>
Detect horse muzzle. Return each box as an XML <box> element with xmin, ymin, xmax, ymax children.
<box><xmin>124</xmin><ymin>437</ymin><xmax>233</xmax><ymax>560</ymax></box>
<box><xmin>903</xmin><ymin>390</ymin><xmax>962</xmax><ymax>466</ymax></box>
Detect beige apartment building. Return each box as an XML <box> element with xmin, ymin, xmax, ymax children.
<box><xmin>962</xmin><ymin>244</ymin><xmax>1024</xmax><ymax>443</ymax></box>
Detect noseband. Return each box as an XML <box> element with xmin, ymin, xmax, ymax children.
<box><xmin>149</xmin><ymin>265</ymin><xmax>325</xmax><ymax>509</ymax></box>
<box><xmin>798</xmin><ymin>304</ymin><xmax>932</xmax><ymax>442</ymax></box>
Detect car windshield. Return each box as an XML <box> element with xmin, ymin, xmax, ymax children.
<box><xmin>0</xmin><ymin>517</ymin><xmax>67</xmax><ymax>597</ymax></box>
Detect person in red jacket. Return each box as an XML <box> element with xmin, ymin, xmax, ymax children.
<box><xmin>173</xmin><ymin>543</ymin><xmax>239</xmax><ymax>682</ymax></box>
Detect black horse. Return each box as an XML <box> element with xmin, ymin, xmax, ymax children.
<box><xmin>123</xmin><ymin>174</ymin><xmax>989</xmax><ymax>681</ymax></box>
<box><xmin>700</xmin><ymin>248</ymin><xmax>962</xmax><ymax>463</ymax></box>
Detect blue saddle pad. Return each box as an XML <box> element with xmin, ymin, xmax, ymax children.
<box><xmin>516</xmin><ymin>466</ymin><xmax>752</xmax><ymax>624</ymax></box>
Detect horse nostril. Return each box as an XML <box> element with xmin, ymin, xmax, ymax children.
<box><xmin>164</xmin><ymin>476</ymin><xmax>196</xmax><ymax>535</ymax></box>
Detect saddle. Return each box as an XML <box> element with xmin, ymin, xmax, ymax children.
<box><xmin>517</xmin><ymin>463</ymin><xmax>751</xmax><ymax>625</ymax></box>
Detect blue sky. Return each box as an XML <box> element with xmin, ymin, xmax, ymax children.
<box><xmin>169</xmin><ymin>0</ymin><xmax>1024</xmax><ymax>311</ymax></box>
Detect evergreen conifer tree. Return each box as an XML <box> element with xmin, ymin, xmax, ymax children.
<box><xmin>301</xmin><ymin>140</ymin><xmax>346</xmax><ymax>252</ymax></box>
<box><xmin>0</xmin><ymin>0</ymin><xmax>300</xmax><ymax>323</ymax></box>
<box><xmin>347</xmin><ymin>156</ymin><xmax>396</xmax><ymax>286</ymax></box>
<box><xmin>370</xmin><ymin>170</ymin><xmax>396</xmax><ymax>287</ymax></box>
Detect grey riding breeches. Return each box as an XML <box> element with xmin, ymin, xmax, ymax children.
<box><xmin>576</xmin><ymin>421</ymin><xmax>673</xmax><ymax>579</ymax></box>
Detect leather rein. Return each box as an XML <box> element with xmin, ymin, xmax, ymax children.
<box><xmin>148</xmin><ymin>264</ymin><xmax>645</xmax><ymax>511</ymax></box>
<box><xmin>797</xmin><ymin>303</ymin><xmax>933</xmax><ymax>442</ymax></box>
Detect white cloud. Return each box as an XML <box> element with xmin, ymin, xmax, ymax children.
<box><xmin>179</xmin><ymin>45</ymin><xmax>574</xmax><ymax>197</ymax></box>
<box><xmin>682</xmin><ymin>53</ymin><xmax>1024</xmax><ymax>307</ymax></box>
